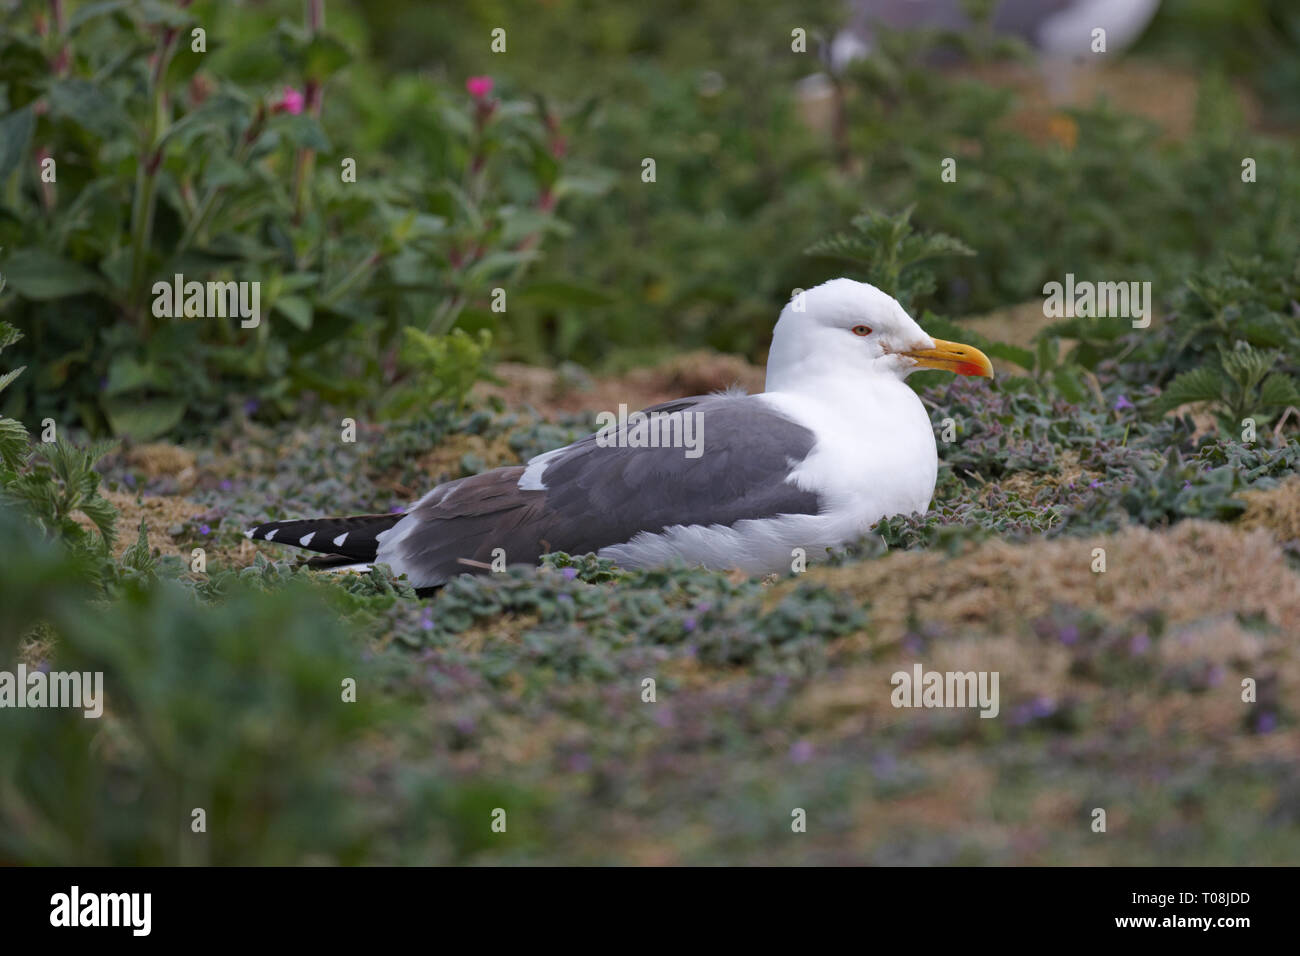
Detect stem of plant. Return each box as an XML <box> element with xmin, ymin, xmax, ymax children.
<box><xmin>292</xmin><ymin>0</ymin><xmax>326</xmax><ymax>225</ymax></box>
<box><xmin>127</xmin><ymin>5</ymin><xmax>191</xmax><ymax>321</ymax></box>
<box><xmin>320</xmin><ymin>250</ymin><xmax>382</xmax><ymax>306</ymax></box>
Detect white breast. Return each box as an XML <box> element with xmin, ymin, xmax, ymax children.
<box><xmin>600</xmin><ymin>380</ymin><xmax>938</xmax><ymax>574</ymax></box>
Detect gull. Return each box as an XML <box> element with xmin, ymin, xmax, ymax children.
<box><xmin>247</xmin><ymin>279</ymin><xmax>993</xmax><ymax>589</ymax></box>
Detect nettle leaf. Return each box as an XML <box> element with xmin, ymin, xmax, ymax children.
<box><xmin>274</xmin><ymin>295</ymin><xmax>313</xmax><ymax>331</ymax></box>
<box><xmin>45</xmin><ymin>79</ymin><xmax>131</xmax><ymax>138</ymax></box>
<box><xmin>1152</xmin><ymin>367</ymin><xmax>1225</xmax><ymax>413</ymax></box>
<box><xmin>1220</xmin><ymin>343</ymin><xmax>1279</xmax><ymax>390</ymax></box>
<box><xmin>138</xmin><ymin>0</ymin><xmax>195</xmax><ymax>28</ymax></box>
<box><xmin>120</xmin><ymin>520</ymin><xmax>158</xmax><ymax>576</ymax></box>
<box><xmin>0</xmin><ymin>365</ymin><xmax>26</xmax><ymax>395</ymax></box>
<box><xmin>271</xmin><ymin>114</ymin><xmax>331</xmax><ymax>151</ymax></box>
<box><xmin>68</xmin><ymin>0</ymin><xmax>134</xmax><ymax>32</ymax></box>
<box><xmin>304</xmin><ymin>33</ymin><xmax>352</xmax><ymax>79</ymax></box>
<box><xmin>0</xmin><ymin>417</ymin><xmax>28</xmax><ymax>471</ymax></box>
<box><xmin>1258</xmin><ymin>374</ymin><xmax>1300</xmax><ymax>410</ymax></box>
<box><xmin>101</xmin><ymin>396</ymin><xmax>187</xmax><ymax>441</ymax></box>
<box><xmin>0</xmin><ymin>320</ymin><xmax>22</xmax><ymax>352</ymax></box>
<box><xmin>0</xmin><ymin>249</ymin><xmax>102</xmax><ymax>300</ymax></box>
<box><xmin>0</xmin><ymin>107</ymin><xmax>35</xmax><ymax>184</ymax></box>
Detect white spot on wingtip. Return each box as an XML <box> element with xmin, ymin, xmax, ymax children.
<box><xmin>299</xmin><ymin>531</ymin><xmax>316</xmax><ymax>546</ymax></box>
<box><xmin>333</xmin><ymin>532</ymin><xmax>348</xmax><ymax>547</ymax></box>
<box><xmin>245</xmin><ymin>528</ymin><xmax>255</xmax><ymax>539</ymax></box>
<box><xmin>265</xmin><ymin>528</ymin><xmax>278</xmax><ymax>541</ymax></box>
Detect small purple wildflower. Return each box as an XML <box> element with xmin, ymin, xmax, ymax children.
<box><xmin>1113</xmin><ymin>394</ymin><xmax>1134</xmax><ymax>411</ymax></box>
<box><xmin>682</xmin><ymin>617</ymin><xmax>696</xmax><ymax>632</ymax></box>
<box><xmin>1059</xmin><ymin>624</ymin><xmax>1079</xmax><ymax>646</ymax></box>
<box><xmin>1130</xmin><ymin>631</ymin><xmax>1150</xmax><ymax>655</ymax></box>
<box><xmin>1257</xmin><ymin>711</ymin><xmax>1277</xmax><ymax>734</ymax></box>
<box><xmin>789</xmin><ymin>739</ymin><xmax>814</xmax><ymax>764</ymax></box>
<box><xmin>1088</xmin><ymin>479</ymin><xmax>1102</xmax><ymax>490</ymax></box>
<box><xmin>566</xmin><ymin>752</ymin><xmax>591</xmax><ymax>773</ymax></box>
<box><xmin>871</xmin><ymin>752</ymin><xmax>898</xmax><ymax>777</ymax></box>
<box><xmin>199</xmin><ymin>523</ymin><xmax>211</xmax><ymax>536</ymax></box>
<box><xmin>243</xmin><ymin>398</ymin><xmax>260</xmax><ymax>415</ymax></box>
<box><xmin>561</xmin><ymin>567</ymin><xmax>579</xmax><ymax>581</ymax></box>
<box><xmin>219</xmin><ymin>479</ymin><xmax>233</xmax><ymax>492</ymax></box>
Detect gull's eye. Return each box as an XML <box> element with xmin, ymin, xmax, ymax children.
<box><xmin>852</xmin><ymin>325</ymin><xmax>872</xmax><ymax>336</ymax></box>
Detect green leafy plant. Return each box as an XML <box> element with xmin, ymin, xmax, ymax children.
<box><xmin>0</xmin><ymin>316</ymin><xmax>28</xmax><ymax>472</ymax></box>
<box><xmin>382</xmin><ymin>326</ymin><xmax>496</xmax><ymax>417</ymax></box>
<box><xmin>1151</xmin><ymin>342</ymin><xmax>1300</xmax><ymax>434</ymax></box>
<box><xmin>0</xmin><ymin>2</ymin><xmax>576</xmax><ymax>437</ymax></box>
<box><xmin>805</xmin><ymin>205</ymin><xmax>976</xmax><ymax>312</ymax></box>
<box><xmin>0</xmin><ymin>315</ymin><xmax>118</xmax><ymax>577</ymax></box>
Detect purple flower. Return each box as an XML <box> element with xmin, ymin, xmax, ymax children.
<box><xmin>218</xmin><ymin>479</ymin><xmax>233</xmax><ymax>492</ymax></box>
<box><xmin>682</xmin><ymin>617</ymin><xmax>696</xmax><ymax>632</ymax></box>
<box><xmin>1130</xmin><ymin>631</ymin><xmax>1150</xmax><ymax>655</ymax></box>
<box><xmin>1256</xmin><ymin>711</ymin><xmax>1277</xmax><ymax>734</ymax></box>
<box><xmin>566</xmin><ymin>752</ymin><xmax>591</xmax><ymax>773</ymax></box>
<box><xmin>789</xmin><ymin>739</ymin><xmax>814</xmax><ymax>764</ymax></box>
<box><xmin>243</xmin><ymin>398</ymin><xmax>260</xmax><ymax>415</ymax></box>
<box><xmin>420</xmin><ymin>608</ymin><xmax>434</xmax><ymax>631</ymax></box>
<box><xmin>1059</xmin><ymin>624</ymin><xmax>1079</xmax><ymax>646</ymax></box>
<box><xmin>199</xmin><ymin>523</ymin><xmax>211</xmax><ymax>536</ymax></box>
<box><xmin>1089</xmin><ymin>479</ymin><xmax>1102</xmax><ymax>489</ymax></box>
<box><xmin>561</xmin><ymin>567</ymin><xmax>579</xmax><ymax>581</ymax></box>
<box><xmin>1113</xmin><ymin>395</ymin><xmax>1134</xmax><ymax>411</ymax></box>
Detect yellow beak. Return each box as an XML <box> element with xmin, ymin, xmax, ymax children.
<box><xmin>900</xmin><ymin>337</ymin><xmax>994</xmax><ymax>378</ymax></box>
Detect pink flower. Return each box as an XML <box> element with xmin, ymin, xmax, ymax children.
<box><xmin>465</xmin><ymin>76</ymin><xmax>494</xmax><ymax>99</ymax></box>
<box><xmin>273</xmin><ymin>86</ymin><xmax>305</xmax><ymax>115</ymax></box>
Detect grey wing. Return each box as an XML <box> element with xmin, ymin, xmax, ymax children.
<box><xmin>378</xmin><ymin>394</ymin><xmax>824</xmax><ymax>587</ymax></box>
